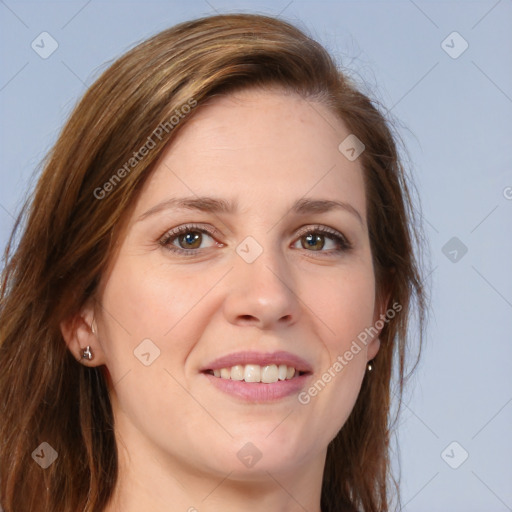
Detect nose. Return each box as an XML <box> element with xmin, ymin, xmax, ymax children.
<box><xmin>222</xmin><ymin>244</ymin><xmax>301</xmax><ymax>330</ymax></box>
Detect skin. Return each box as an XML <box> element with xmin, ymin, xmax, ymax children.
<box><xmin>62</xmin><ymin>87</ymin><xmax>387</xmax><ymax>512</ymax></box>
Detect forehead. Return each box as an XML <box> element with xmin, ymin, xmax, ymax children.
<box><xmin>135</xmin><ymin>87</ymin><xmax>367</xmax><ymax>220</ymax></box>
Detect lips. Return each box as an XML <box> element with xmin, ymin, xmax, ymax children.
<box><xmin>208</xmin><ymin>363</ymin><xmax>298</xmax><ymax>383</ymax></box>
<box><xmin>200</xmin><ymin>351</ymin><xmax>313</xmax><ymax>402</ymax></box>
<box><xmin>201</xmin><ymin>350</ymin><xmax>313</xmax><ymax>375</ymax></box>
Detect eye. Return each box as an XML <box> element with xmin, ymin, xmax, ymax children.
<box><xmin>292</xmin><ymin>225</ymin><xmax>351</xmax><ymax>255</ymax></box>
<box><xmin>159</xmin><ymin>223</ymin><xmax>351</xmax><ymax>258</ymax></box>
<box><xmin>159</xmin><ymin>224</ymin><xmax>222</xmax><ymax>256</ymax></box>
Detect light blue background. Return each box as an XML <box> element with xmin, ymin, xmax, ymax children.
<box><xmin>1</xmin><ymin>1</ymin><xmax>511</xmax><ymax>511</ymax></box>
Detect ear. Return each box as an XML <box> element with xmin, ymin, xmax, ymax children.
<box><xmin>60</xmin><ymin>302</ymin><xmax>107</xmax><ymax>367</ymax></box>
<box><xmin>367</xmin><ymin>285</ymin><xmax>393</xmax><ymax>362</ymax></box>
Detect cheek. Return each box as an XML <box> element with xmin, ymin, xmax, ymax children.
<box><xmin>295</xmin><ymin>260</ymin><xmax>375</xmax><ymax>441</ymax></box>
<box><xmin>104</xmin><ymin>262</ymin><xmax>194</xmax><ymax>332</ymax></box>
<box><xmin>97</xmin><ymin>255</ymin><xmax>226</xmax><ymax>369</ymax></box>
<box><xmin>303</xmin><ymin>263</ymin><xmax>376</xmax><ymax>356</ymax></box>
<box><xmin>97</xmin><ymin>257</ymin><xmax>213</xmax><ymax>430</ymax></box>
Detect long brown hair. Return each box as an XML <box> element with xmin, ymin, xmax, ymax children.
<box><xmin>0</xmin><ymin>13</ymin><xmax>426</xmax><ymax>512</ymax></box>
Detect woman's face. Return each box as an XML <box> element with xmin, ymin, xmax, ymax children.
<box><xmin>94</xmin><ymin>88</ymin><xmax>383</xmax><ymax>481</ymax></box>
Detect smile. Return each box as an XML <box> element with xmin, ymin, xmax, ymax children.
<box><xmin>201</xmin><ymin>351</ymin><xmax>313</xmax><ymax>402</ymax></box>
<box><xmin>206</xmin><ymin>363</ymin><xmax>303</xmax><ymax>383</ymax></box>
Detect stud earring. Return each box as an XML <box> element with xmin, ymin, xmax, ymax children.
<box><xmin>366</xmin><ymin>360</ymin><xmax>374</xmax><ymax>372</ymax></box>
<box><xmin>82</xmin><ymin>346</ymin><xmax>93</xmax><ymax>360</ymax></box>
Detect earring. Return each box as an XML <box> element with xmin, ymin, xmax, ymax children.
<box><xmin>366</xmin><ymin>360</ymin><xmax>374</xmax><ymax>372</ymax></box>
<box><xmin>82</xmin><ymin>346</ymin><xmax>93</xmax><ymax>360</ymax></box>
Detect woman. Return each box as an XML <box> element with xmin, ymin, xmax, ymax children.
<box><xmin>0</xmin><ymin>13</ymin><xmax>426</xmax><ymax>512</ymax></box>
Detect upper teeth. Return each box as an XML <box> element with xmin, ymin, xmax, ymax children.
<box><xmin>212</xmin><ymin>364</ymin><xmax>296</xmax><ymax>383</ymax></box>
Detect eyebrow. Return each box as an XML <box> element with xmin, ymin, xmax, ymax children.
<box><xmin>137</xmin><ymin>196</ymin><xmax>364</xmax><ymax>226</ymax></box>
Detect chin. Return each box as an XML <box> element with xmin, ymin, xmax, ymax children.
<box><xmin>204</xmin><ymin>430</ymin><xmax>319</xmax><ymax>477</ymax></box>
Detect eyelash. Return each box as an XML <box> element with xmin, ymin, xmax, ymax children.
<box><xmin>158</xmin><ymin>223</ymin><xmax>352</xmax><ymax>257</ymax></box>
